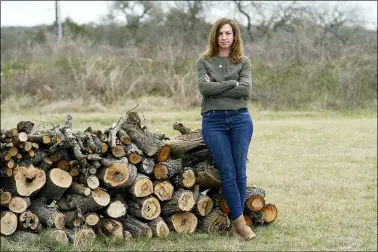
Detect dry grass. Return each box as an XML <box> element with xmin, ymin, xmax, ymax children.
<box><xmin>1</xmin><ymin>98</ymin><xmax>376</xmax><ymax>251</ymax></box>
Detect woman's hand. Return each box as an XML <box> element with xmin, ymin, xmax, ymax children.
<box><xmin>205</xmin><ymin>74</ymin><xmax>210</xmax><ymax>82</ymax></box>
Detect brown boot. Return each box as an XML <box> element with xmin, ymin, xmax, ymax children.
<box><xmin>232</xmin><ymin>215</ymin><xmax>256</xmax><ymax>240</ymax></box>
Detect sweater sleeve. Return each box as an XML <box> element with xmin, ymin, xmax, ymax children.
<box><xmin>197</xmin><ymin>58</ymin><xmax>237</xmax><ymax>96</ymax></box>
<box><xmin>211</xmin><ymin>57</ymin><xmax>252</xmax><ymax>99</ymax></box>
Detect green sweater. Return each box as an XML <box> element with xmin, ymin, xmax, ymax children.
<box><xmin>196</xmin><ymin>55</ymin><xmax>252</xmax><ymax>114</ymax></box>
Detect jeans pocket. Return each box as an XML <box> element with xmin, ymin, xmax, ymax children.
<box><xmin>236</xmin><ymin>108</ymin><xmax>249</xmax><ymax>115</ymax></box>
<box><xmin>202</xmin><ymin>111</ymin><xmax>214</xmax><ymax>119</ymax></box>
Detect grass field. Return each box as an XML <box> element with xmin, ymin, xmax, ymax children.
<box><xmin>1</xmin><ymin>97</ymin><xmax>377</xmax><ymax>251</ymax></box>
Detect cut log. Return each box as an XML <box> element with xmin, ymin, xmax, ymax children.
<box><xmin>18</xmin><ymin>211</ymin><xmax>39</xmax><ymax>232</ymax></box>
<box><xmin>181</xmin><ymin>148</ymin><xmax>212</xmax><ymax>167</ymax></box>
<box><xmin>46</xmin><ymin>229</ymin><xmax>69</xmax><ymax>244</ymax></box>
<box><xmin>262</xmin><ymin>203</ymin><xmax>278</xmax><ymax>224</ymax></box>
<box><xmin>98</xmin><ymin>162</ymin><xmax>131</xmax><ymax>188</ymax></box>
<box><xmin>126</xmin><ymin>173</ymin><xmax>153</xmax><ymax>198</ymax></box>
<box><xmin>219</xmin><ymin>198</ymin><xmax>230</xmax><ymax>214</ymax></box>
<box><xmin>97</xmin><ymin>218</ymin><xmax>124</xmax><ymax>239</ymax></box>
<box><xmin>165</xmin><ymin>212</ymin><xmax>197</xmax><ymax>233</ymax></box>
<box><xmin>1</xmin><ymin>211</ymin><xmax>17</xmax><ymax>236</ymax></box>
<box><xmin>122</xmin><ymin>124</ymin><xmax>158</xmax><ymax>157</ymax></box>
<box><xmin>57</xmin><ymin>160</ymin><xmax>70</xmax><ymax>171</ymax></box>
<box><xmin>102</xmin><ymin>198</ymin><xmax>127</xmax><ymax>219</ymax></box>
<box><xmin>117</xmin><ymin>129</ymin><xmax>131</xmax><ymax>145</ymax></box>
<box><xmin>125</xmin><ymin>142</ymin><xmax>143</xmax><ymax>164</ymax></box>
<box><xmin>38</xmin><ymin>157</ymin><xmax>53</xmax><ymax>172</ymax></box>
<box><xmin>8</xmin><ymin>196</ymin><xmax>31</xmax><ymax>214</ymax></box>
<box><xmin>193</xmin><ymin>161</ymin><xmax>221</xmax><ymax>189</ymax></box>
<box><xmin>138</xmin><ymin>157</ymin><xmax>155</xmax><ymax>175</ymax></box>
<box><xmin>197</xmin><ymin>209</ymin><xmax>231</xmax><ymax>233</ymax></box>
<box><xmin>122</xmin><ymin>215</ymin><xmax>152</xmax><ymax>238</ymax></box>
<box><xmin>26</xmin><ymin>134</ymin><xmax>52</xmax><ymax>145</ymax></box>
<box><xmin>123</xmin><ymin>230</ymin><xmax>132</xmax><ymax>240</ymax></box>
<box><xmin>8</xmin><ymin>230</ymin><xmax>39</xmax><ymax>241</ymax></box>
<box><xmin>142</xmin><ymin>125</ymin><xmax>171</xmax><ymax>162</ymax></box>
<box><xmin>0</xmin><ymin>189</ymin><xmax>12</xmax><ymax>205</ymax></box>
<box><xmin>38</xmin><ymin>168</ymin><xmax>72</xmax><ymax>200</ymax></box>
<box><xmin>62</xmin><ymin>210</ymin><xmax>84</xmax><ymax>228</ymax></box>
<box><xmin>85</xmin><ymin>212</ymin><xmax>100</xmax><ymax>226</ymax></box>
<box><xmin>13</xmin><ymin>165</ymin><xmax>46</xmax><ymax>196</ymax></box>
<box><xmin>128</xmin><ymin>195</ymin><xmax>161</xmax><ymax>220</ymax></box>
<box><xmin>169</xmin><ymin>131</ymin><xmax>206</xmax><ymax>159</ymax></box>
<box><xmin>161</xmin><ymin>188</ymin><xmax>195</xmax><ymax>216</ymax></box>
<box><xmin>1</xmin><ymin>128</ymin><xmax>18</xmax><ymax>138</ymax></box>
<box><xmin>66</xmin><ymin>182</ymin><xmax>91</xmax><ymax>196</ymax></box>
<box><xmin>153</xmin><ymin>158</ymin><xmax>183</xmax><ymax>180</ymax></box>
<box><xmin>171</xmin><ymin>167</ymin><xmax>196</xmax><ymax>189</ymax></box>
<box><xmin>77</xmin><ymin>174</ymin><xmax>100</xmax><ymax>190</ymax></box>
<box><xmin>193</xmin><ymin>194</ymin><xmax>214</xmax><ymax>217</ymax></box>
<box><xmin>245</xmin><ymin>187</ymin><xmax>266</xmax><ymax>212</ymax></box>
<box><xmin>146</xmin><ymin>216</ymin><xmax>169</xmax><ymax>238</ymax></box>
<box><xmin>29</xmin><ymin>198</ymin><xmax>66</xmax><ymax>229</ymax></box>
<box><xmin>74</xmin><ymin>228</ymin><xmax>96</xmax><ymax>246</ymax></box>
<box><xmin>18</xmin><ymin>141</ymin><xmax>32</xmax><ymax>152</ymax></box>
<box><xmin>153</xmin><ymin>180</ymin><xmax>174</xmax><ymax>201</ymax></box>
<box><xmin>58</xmin><ymin>188</ymin><xmax>110</xmax><ymax>212</ymax></box>
<box><xmin>111</xmin><ymin>145</ymin><xmax>126</xmax><ymax>158</ymax></box>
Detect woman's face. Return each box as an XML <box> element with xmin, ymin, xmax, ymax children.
<box><xmin>218</xmin><ymin>23</ymin><xmax>234</xmax><ymax>50</ymax></box>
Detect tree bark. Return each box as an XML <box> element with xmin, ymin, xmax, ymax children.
<box><xmin>38</xmin><ymin>168</ymin><xmax>72</xmax><ymax>200</ymax></box>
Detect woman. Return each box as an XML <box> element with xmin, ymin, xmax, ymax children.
<box><xmin>197</xmin><ymin>18</ymin><xmax>255</xmax><ymax>240</ymax></box>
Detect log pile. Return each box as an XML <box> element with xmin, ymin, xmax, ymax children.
<box><xmin>0</xmin><ymin>113</ymin><xmax>277</xmax><ymax>243</ymax></box>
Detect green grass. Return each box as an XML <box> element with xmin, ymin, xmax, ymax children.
<box><xmin>1</xmin><ymin>98</ymin><xmax>377</xmax><ymax>251</ymax></box>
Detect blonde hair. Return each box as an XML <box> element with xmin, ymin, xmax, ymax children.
<box><xmin>200</xmin><ymin>18</ymin><xmax>244</xmax><ymax>64</ymax></box>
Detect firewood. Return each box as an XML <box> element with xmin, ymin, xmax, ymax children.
<box><xmin>38</xmin><ymin>168</ymin><xmax>72</xmax><ymax>200</ymax></box>
<box><xmin>26</xmin><ymin>134</ymin><xmax>52</xmax><ymax>145</ymax></box>
<box><xmin>77</xmin><ymin>174</ymin><xmax>100</xmax><ymax>190</ymax></box>
<box><xmin>74</xmin><ymin>228</ymin><xmax>96</xmax><ymax>246</ymax></box>
<box><xmin>117</xmin><ymin>129</ymin><xmax>131</xmax><ymax>145</ymax></box>
<box><xmin>1</xmin><ymin>128</ymin><xmax>18</xmax><ymax>138</ymax></box>
<box><xmin>58</xmin><ymin>188</ymin><xmax>110</xmax><ymax>212</ymax></box>
<box><xmin>171</xmin><ymin>167</ymin><xmax>196</xmax><ymax>189</ymax></box>
<box><xmin>165</xmin><ymin>212</ymin><xmax>197</xmax><ymax>233</ymax></box>
<box><xmin>146</xmin><ymin>216</ymin><xmax>170</xmax><ymax>238</ymax></box>
<box><xmin>62</xmin><ymin>210</ymin><xmax>84</xmax><ymax>228</ymax></box>
<box><xmin>261</xmin><ymin>203</ymin><xmax>278</xmax><ymax>224</ymax></box>
<box><xmin>38</xmin><ymin>157</ymin><xmax>53</xmax><ymax>172</ymax></box>
<box><xmin>18</xmin><ymin>141</ymin><xmax>32</xmax><ymax>152</ymax></box>
<box><xmin>193</xmin><ymin>194</ymin><xmax>214</xmax><ymax>217</ymax></box>
<box><xmin>97</xmin><ymin>218</ymin><xmax>123</xmax><ymax>239</ymax></box>
<box><xmin>193</xmin><ymin>161</ymin><xmax>221</xmax><ymax>189</ymax></box>
<box><xmin>125</xmin><ymin>142</ymin><xmax>143</xmax><ymax>164</ymax></box>
<box><xmin>245</xmin><ymin>186</ymin><xmax>266</xmax><ymax>212</ymax></box>
<box><xmin>170</xmin><ymin>127</ymin><xmax>206</xmax><ymax>159</ymax></box>
<box><xmin>98</xmin><ymin>162</ymin><xmax>132</xmax><ymax>188</ymax></box>
<box><xmin>10</xmin><ymin>165</ymin><xmax>46</xmax><ymax>197</ymax></box>
<box><xmin>45</xmin><ymin>229</ymin><xmax>69</xmax><ymax>244</ymax></box>
<box><xmin>6</xmin><ymin>159</ymin><xmax>16</xmax><ymax>169</ymax></box>
<box><xmin>85</xmin><ymin>212</ymin><xmax>100</xmax><ymax>226</ymax></box>
<box><xmin>7</xmin><ymin>196</ymin><xmax>31</xmax><ymax>213</ymax></box>
<box><xmin>1</xmin><ymin>211</ymin><xmax>18</xmax><ymax>236</ymax></box>
<box><xmin>197</xmin><ymin>209</ymin><xmax>230</xmax><ymax>233</ymax></box>
<box><xmin>122</xmin><ymin>215</ymin><xmax>152</xmax><ymax>238</ymax></box>
<box><xmin>138</xmin><ymin>157</ymin><xmax>155</xmax><ymax>175</ymax></box>
<box><xmin>18</xmin><ymin>211</ymin><xmax>39</xmax><ymax>232</ymax></box>
<box><xmin>153</xmin><ymin>180</ymin><xmax>174</xmax><ymax>201</ymax></box>
<box><xmin>161</xmin><ymin>188</ymin><xmax>195</xmax><ymax>216</ymax></box>
<box><xmin>127</xmin><ymin>195</ymin><xmax>161</xmax><ymax>220</ymax></box>
<box><xmin>126</xmin><ymin>173</ymin><xmax>153</xmax><ymax>198</ymax></box>
<box><xmin>30</xmin><ymin>198</ymin><xmax>66</xmax><ymax>229</ymax></box>
<box><xmin>153</xmin><ymin>158</ymin><xmax>183</xmax><ymax>180</ymax></box>
<box><xmin>101</xmin><ymin>197</ymin><xmax>127</xmax><ymax>219</ymax></box>
<box><xmin>66</xmin><ymin>182</ymin><xmax>91</xmax><ymax>196</ymax></box>
<box><xmin>122</xmin><ymin>122</ymin><xmax>158</xmax><ymax>157</ymax></box>
<box><xmin>181</xmin><ymin>148</ymin><xmax>212</xmax><ymax>167</ymax></box>
<box><xmin>0</xmin><ymin>189</ymin><xmax>12</xmax><ymax>205</ymax></box>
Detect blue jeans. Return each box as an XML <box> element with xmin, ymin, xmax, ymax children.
<box><xmin>201</xmin><ymin>108</ymin><xmax>253</xmax><ymax>221</ymax></box>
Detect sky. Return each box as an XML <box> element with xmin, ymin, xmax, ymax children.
<box><xmin>1</xmin><ymin>1</ymin><xmax>377</xmax><ymax>29</ymax></box>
